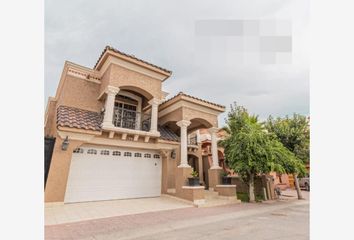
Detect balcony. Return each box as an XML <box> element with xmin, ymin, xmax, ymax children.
<box><xmin>113</xmin><ymin>107</ymin><xmax>151</xmax><ymax>132</ymax></box>
<box><xmin>188</xmin><ymin>135</ymin><xmax>198</xmax><ymax>145</ymax></box>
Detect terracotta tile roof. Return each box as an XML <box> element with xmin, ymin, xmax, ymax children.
<box><xmin>161</xmin><ymin>92</ymin><xmax>225</xmax><ymax>109</ymax></box>
<box><xmin>94</xmin><ymin>46</ymin><xmax>172</xmax><ymax>74</ymax></box>
<box><xmin>57</xmin><ymin>106</ymin><xmax>102</xmax><ymax>131</ymax></box>
<box><xmin>158</xmin><ymin>125</ymin><xmax>180</xmax><ymax>142</ymax></box>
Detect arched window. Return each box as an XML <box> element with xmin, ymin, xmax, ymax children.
<box><xmin>153</xmin><ymin>154</ymin><xmax>160</xmax><ymax>159</ymax></box>
<box><xmin>144</xmin><ymin>153</ymin><xmax>151</xmax><ymax>158</ymax></box>
<box><xmin>134</xmin><ymin>153</ymin><xmax>142</xmax><ymax>158</ymax></box>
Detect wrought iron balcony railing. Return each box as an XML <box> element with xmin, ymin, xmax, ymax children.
<box><xmin>113</xmin><ymin>107</ymin><xmax>151</xmax><ymax>132</ymax></box>
<box><xmin>188</xmin><ymin>135</ymin><xmax>198</xmax><ymax>145</ymax></box>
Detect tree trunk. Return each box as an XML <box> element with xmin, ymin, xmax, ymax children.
<box><xmin>294</xmin><ymin>173</ymin><xmax>303</xmax><ymax>200</ymax></box>
<box><xmin>249</xmin><ymin>173</ymin><xmax>256</xmax><ymax>202</ymax></box>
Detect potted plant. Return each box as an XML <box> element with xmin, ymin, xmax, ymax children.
<box><xmin>188</xmin><ymin>170</ymin><xmax>200</xmax><ymax>186</ymax></box>
<box><xmin>221</xmin><ymin>171</ymin><xmax>231</xmax><ymax>185</ymax></box>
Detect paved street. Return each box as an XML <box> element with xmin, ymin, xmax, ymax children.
<box><xmin>133</xmin><ymin>201</ymin><xmax>309</xmax><ymax>240</ymax></box>
<box><xmin>46</xmin><ymin>192</ymin><xmax>309</xmax><ymax>240</ymax></box>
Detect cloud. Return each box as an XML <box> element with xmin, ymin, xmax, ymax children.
<box><xmin>45</xmin><ymin>0</ymin><xmax>309</xmax><ymax>126</ymax></box>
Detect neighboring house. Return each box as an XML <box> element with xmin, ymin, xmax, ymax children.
<box><xmin>44</xmin><ymin>46</ymin><xmax>226</xmax><ymax>204</ymax></box>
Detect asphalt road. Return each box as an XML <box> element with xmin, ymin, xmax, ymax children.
<box><xmin>131</xmin><ymin>202</ymin><xmax>309</xmax><ymax>240</ymax></box>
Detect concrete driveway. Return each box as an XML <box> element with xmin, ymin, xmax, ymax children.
<box><xmin>45</xmin><ymin>195</ymin><xmax>193</xmax><ymax>225</ymax></box>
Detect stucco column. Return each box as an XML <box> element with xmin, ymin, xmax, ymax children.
<box><xmin>177</xmin><ymin>120</ymin><xmax>191</xmax><ymax>168</ymax></box>
<box><xmin>149</xmin><ymin>98</ymin><xmax>160</xmax><ymax>134</ymax></box>
<box><xmin>102</xmin><ymin>86</ymin><xmax>120</xmax><ymax>128</ymax></box>
<box><xmin>209</xmin><ymin>127</ymin><xmax>221</xmax><ymax>169</ymax></box>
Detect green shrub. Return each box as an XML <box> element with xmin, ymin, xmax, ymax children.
<box><xmin>237</xmin><ymin>192</ymin><xmax>265</xmax><ymax>202</ymax></box>
<box><xmin>237</xmin><ymin>192</ymin><xmax>249</xmax><ymax>202</ymax></box>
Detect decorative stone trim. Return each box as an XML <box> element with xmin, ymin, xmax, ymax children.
<box><xmin>216</xmin><ymin>184</ymin><xmax>237</xmax><ymax>188</ymax></box>
<box><xmin>67</xmin><ymin>67</ymin><xmax>101</xmax><ymax>83</ymax></box>
<box><xmin>182</xmin><ymin>186</ymin><xmax>205</xmax><ymax>189</ymax></box>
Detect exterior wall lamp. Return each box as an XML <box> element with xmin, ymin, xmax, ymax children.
<box><xmin>171</xmin><ymin>149</ymin><xmax>176</xmax><ymax>159</ymax></box>
<box><xmin>61</xmin><ymin>136</ymin><xmax>69</xmax><ymax>151</ymax></box>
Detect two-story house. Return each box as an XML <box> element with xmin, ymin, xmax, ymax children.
<box><xmin>44</xmin><ymin>46</ymin><xmax>227</xmax><ymax>204</ymax></box>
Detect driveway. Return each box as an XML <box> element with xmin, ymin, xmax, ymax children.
<box><xmin>45</xmin><ymin>195</ymin><xmax>193</xmax><ymax>225</ymax></box>
<box><xmin>46</xmin><ymin>190</ymin><xmax>309</xmax><ymax>240</ymax></box>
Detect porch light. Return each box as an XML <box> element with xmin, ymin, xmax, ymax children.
<box><xmin>61</xmin><ymin>136</ymin><xmax>69</xmax><ymax>151</ymax></box>
<box><xmin>171</xmin><ymin>149</ymin><xmax>176</xmax><ymax>159</ymax></box>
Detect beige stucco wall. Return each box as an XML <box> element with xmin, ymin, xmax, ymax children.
<box><xmin>45</xmin><ymin>99</ymin><xmax>57</xmax><ymax>137</ymax></box>
<box><xmin>45</xmin><ymin>138</ymin><xmax>84</xmax><ymax>203</ymax></box>
<box><xmin>182</xmin><ymin>107</ymin><xmax>218</xmax><ymax>127</ymax></box>
<box><xmin>99</xmin><ymin>64</ymin><xmax>112</xmax><ymax>96</ymax></box>
<box><xmin>208</xmin><ymin>168</ymin><xmax>222</xmax><ymax>190</ymax></box>
<box><xmin>158</xmin><ymin>108</ymin><xmax>183</xmax><ymax>126</ymax></box>
<box><xmin>161</xmin><ymin>151</ymin><xmax>169</xmax><ymax>194</ymax></box>
<box><xmin>102</xmin><ymin>64</ymin><xmax>163</xmax><ymax>100</ymax></box>
<box><xmin>57</xmin><ymin>75</ymin><xmax>103</xmax><ymax>112</ymax></box>
<box><xmin>158</xmin><ymin>106</ymin><xmax>218</xmax><ymax>129</ymax></box>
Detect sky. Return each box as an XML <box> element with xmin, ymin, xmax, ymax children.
<box><xmin>45</xmin><ymin>0</ymin><xmax>309</xmax><ymax>126</ymax></box>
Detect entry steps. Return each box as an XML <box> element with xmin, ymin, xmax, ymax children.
<box><xmin>164</xmin><ymin>189</ymin><xmax>241</xmax><ymax>208</ymax></box>
<box><xmin>196</xmin><ymin>190</ymin><xmax>241</xmax><ymax>208</ymax></box>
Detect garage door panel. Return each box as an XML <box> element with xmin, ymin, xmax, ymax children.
<box><xmin>64</xmin><ymin>147</ymin><xmax>162</xmax><ymax>203</ymax></box>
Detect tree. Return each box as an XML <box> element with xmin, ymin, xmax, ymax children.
<box><xmin>220</xmin><ymin>103</ymin><xmax>285</xmax><ymax>202</ymax></box>
<box><xmin>265</xmin><ymin>114</ymin><xmax>310</xmax><ymax>164</ymax></box>
<box><xmin>269</xmin><ymin>138</ymin><xmax>307</xmax><ymax>199</ymax></box>
<box><xmin>265</xmin><ymin>114</ymin><xmax>310</xmax><ymax>199</ymax></box>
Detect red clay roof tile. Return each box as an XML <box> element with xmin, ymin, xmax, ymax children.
<box><xmin>57</xmin><ymin>106</ymin><xmax>102</xmax><ymax>131</ymax></box>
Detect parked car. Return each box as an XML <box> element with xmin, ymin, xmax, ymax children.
<box><xmin>298</xmin><ymin>175</ymin><xmax>310</xmax><ymax>191</ymax></box>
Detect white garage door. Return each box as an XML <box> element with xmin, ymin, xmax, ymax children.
<box><xmin>64</xmin><ymin>146</ymin><xmax>162</xmax><ymax>203</ymax></box>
